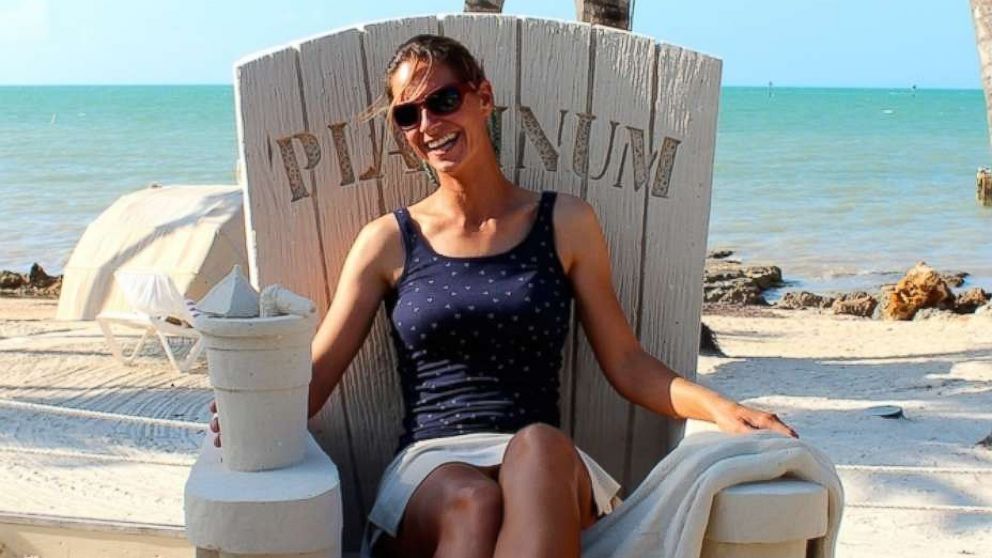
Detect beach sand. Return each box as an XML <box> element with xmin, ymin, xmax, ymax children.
<box><xmin>0</xmin><ymin>298</ymin><xmax>990</xmax><ymax>556</ymax></box>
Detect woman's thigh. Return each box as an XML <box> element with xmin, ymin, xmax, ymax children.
<box><xmin>374</xmin><ymin>462</ymin><xmax>501</xmax><ymax>558</ymax></box>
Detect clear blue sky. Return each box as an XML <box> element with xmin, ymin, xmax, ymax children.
<box><xmin>0</xmin><ymin>0</ymin><xmax>981</xmax><ymax>88</ymax></box>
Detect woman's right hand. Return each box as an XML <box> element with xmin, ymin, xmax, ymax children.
<box><xmin>209</xmin><ymin>399</ymin><xmax>221</xmax><ymax>447</ymax></box>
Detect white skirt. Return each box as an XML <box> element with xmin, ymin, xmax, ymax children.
<box><xmin>361</xmin><ymin>432</ymin><xmax>623</xmax><ymax>557</ymax></box>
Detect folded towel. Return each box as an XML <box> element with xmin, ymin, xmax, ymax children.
<box><xmin>581</xmin><ymin>431</ymin><xmax>844</xmax><ymax>558</ymax></box>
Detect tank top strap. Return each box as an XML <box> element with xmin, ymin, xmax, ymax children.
<box><xmin>534</xmin><ymin>190</ymin><xmax>557</xmax><ymax>239</ymax></box>
<box><xmin>392</xmin><ymin>207</ymin><xmax>419</xmax><ymax>256</ymax></box>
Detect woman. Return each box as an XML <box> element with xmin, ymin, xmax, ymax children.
<box><xmin>213</xmin><ymin>34</ymin><xmax>795</xmax><ymax>558</ymax></box>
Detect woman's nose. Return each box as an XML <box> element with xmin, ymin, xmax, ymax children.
<box><xmin>419</xmin><ymin>106</ymin><xmax>439</xmax><ymax>133</ymax></box>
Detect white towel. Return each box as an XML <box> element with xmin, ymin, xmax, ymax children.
<box><xmin>580</xmin><ymin>431</ymin><xmax>844</xmax><ymax>558</ymax></box>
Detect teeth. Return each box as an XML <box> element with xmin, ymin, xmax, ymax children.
<box><xmin>427</xmin><ymin>133</ymin><xmax>458</xmax><ymax>150</ymax></box>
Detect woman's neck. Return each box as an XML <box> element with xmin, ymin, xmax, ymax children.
<box><xmin>430</xmin><ymin>158</ymin><xmax>523</xmax><ymax>228</ymax></box>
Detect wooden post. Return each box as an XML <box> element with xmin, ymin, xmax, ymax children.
<box><xmin>575</xmin><ymin>0</ymin><xmax>631</xmax><ymax>30</ymax></box>
<box><xmin>972</xmin><ymin>0</ymin><xmax>992</xmax><ymax>206</ymax></box>
<box><xmin>979</xmin><ymin>168</ymin><xmax>992</xmax><ymax>206</ymax></box>
<box><xmin>464</xmin><ymin>0</ymin><xmax>505</xmax><ymax>13</ymax></box>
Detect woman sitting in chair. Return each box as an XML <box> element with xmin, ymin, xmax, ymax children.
<box><xmin>212</xmin><ymin>34</ymin><xmax>795</xmax><ymax>558</ymax></box>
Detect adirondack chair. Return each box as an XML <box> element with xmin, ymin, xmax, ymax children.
<box><xmin>198</xmin><ymin>5</ymin><xmax>832</xmax><ymax>557</ymax></box>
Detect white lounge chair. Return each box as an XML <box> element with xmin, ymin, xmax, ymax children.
<box><xmin>96</xmin><ymin>270</ymin><xmax>204</xmax><ymax>374</ymax></box>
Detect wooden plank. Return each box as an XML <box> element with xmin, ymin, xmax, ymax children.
<box><xmin>296</xmin><ymin>28</ymin><xmax>402</xmax><ymax>549</ymax></box>
<box><xmin>571</xmin><ymin>26</ymin><xmax>657</xmax><ymax>487</ymax></box>
<box><xmin>628</xmin><ymin>44</ymin><xmax>722</xmax><ymax>485</ymax></box>
<box><xmin>361</xmin><ymin>16</ymin><xmax>441</xmax><ymax>212</ymax></box>
<box><xmin>236</xmin><ymin>47</ymin><xmax>329</xmax><ymax>312</ymax></box>
<box><xmin>516</xmin><ymin>17</ymin><xmax>591</xmax><ymax>440</ymax></box>
<box><xmin>441</xmin><ymin>14</ymin><xmax>520</xmax><ymax>176</ymax></box>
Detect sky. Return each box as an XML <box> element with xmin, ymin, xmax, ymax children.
<box><xmin>0</xmin><ymin>0</ymin><xmax>982</xmax><ymax>88</ymax></box>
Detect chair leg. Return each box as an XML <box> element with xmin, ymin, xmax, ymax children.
<box><xmin>98</xmin><ymin>319</ymin><xmax>151</xmax><ymax>366</ymax></box>
<box><xmin>180</xmin><ymin>338</ymin><xmax>206</xmax><ymax>374</ymax></box>
<box><xmin>155</xmin><ymin>330</ymin><xmax>184</xmax><ymax>374</ymax></box>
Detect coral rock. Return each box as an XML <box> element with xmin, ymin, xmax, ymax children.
<box><xmin>880</xmin><ymin>262</ymin><xmax>955</xmax><ymax>321</ymax></box>
<box><xmin>832</xmin><ymin>291</ymin><xmax>877</xmax><ymax>318</ymax></box>
<box><xmin>778</xmin><ymin>291</ymin><xmax>835</xmax><ymax>310</ymax></box>
<box><xmin>953</xmin><ymin>288</ymin><xmax>990</xmax><ymax>314</ymax></box>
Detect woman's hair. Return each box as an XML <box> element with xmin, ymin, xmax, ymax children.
<box><xmin>362</xmin><ymin>34</ymin><xmax>486</xmax><ymax>122</ymax></box>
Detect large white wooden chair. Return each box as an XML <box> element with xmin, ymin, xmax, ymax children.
<box><xmin>235</xmin><ymin>10</ymin><xmax>719</xmax><ymax>551</ymax></box>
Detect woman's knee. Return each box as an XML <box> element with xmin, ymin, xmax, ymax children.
<box><xmin>435</xmin><ymin>466</ymin><xmax>503</xmax><ymax>532</ymax></box>
<box><xmin>506</xmin><ymin>422</ymin><xmax>580</xmax><ymax>464</ymax></box>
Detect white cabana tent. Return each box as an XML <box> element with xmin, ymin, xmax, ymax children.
<box><xmin>56</xmin><ymin>185</ymin><xmax>248</xmax><ymax>321</ymax></box>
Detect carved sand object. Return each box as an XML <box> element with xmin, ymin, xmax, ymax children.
<box><xmin>196</xmin><ymin>265</ymin><xmax>260</xmax><ymax>318</ymax></box>
<box><xmin>260</xmin><ymin>284</ymin><xmax>317</xmax><ymax>317</ymax></box>
<box><xmin>193</xmin><ymin>291</ymin><xmax>317</xmax><ymax>472</ymax></box>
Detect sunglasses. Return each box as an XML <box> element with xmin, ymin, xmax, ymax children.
<box><xmin>391</xmin><ymin>82</ymin><xmax>477</xmax><ymax>130</ymax></box>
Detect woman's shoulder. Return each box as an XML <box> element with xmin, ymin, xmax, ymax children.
<box><xmin>548</xmin><ymin>191</ymin><xmax>600</xmax><ymax>232</ymax></box>
<box><xmin>349</xmin><ymin>212</ymin><xmax>405</xmax><ymax>282</ymax></box>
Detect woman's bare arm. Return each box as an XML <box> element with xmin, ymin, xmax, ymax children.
<box><xmin>554</xmin><ymin>194</ymin><xmax>796</xmax><ymax>437</ymax></box>
<box><xmin>308</xmin><ymin>214</ymin><xmax>404</xmax><ymax>418</ymax></box>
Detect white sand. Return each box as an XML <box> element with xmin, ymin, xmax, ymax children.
<box><xmin>0</xmin><ymin>298</ymin><xmax>990</xmax><ymax>555</ymax></box>
<box><xmin>698</xmin><ymin>310</ymin><xmax>992</xmax><ymax>558</ymax></box>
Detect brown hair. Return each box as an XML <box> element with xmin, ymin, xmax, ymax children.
<box><xmin>362</xmin><ymin>34</ymin><xmax>486</xmax><ymax>123</ymax></box>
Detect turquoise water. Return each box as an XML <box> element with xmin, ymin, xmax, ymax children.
<box><xmin>1</xmin><ymin>85</ymin><xmax>989</xmax><ymax>293</ymax></box>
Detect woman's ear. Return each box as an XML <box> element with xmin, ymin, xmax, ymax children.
<box><xmin>476</xmin><ymin>80</ymin><xmax>495</xmax><ymax>117</ymax></box>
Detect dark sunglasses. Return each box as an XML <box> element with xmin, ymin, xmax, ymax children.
<box><xmin>391</xmin><ymin>82</ymin><xmax>477</xmax><ymax>130</ymax></box>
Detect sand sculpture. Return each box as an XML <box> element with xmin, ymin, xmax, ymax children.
<box><xmin>184</xmin><ymin>267</ymin><xmax>342</xmax><ymax>557</ymax></box>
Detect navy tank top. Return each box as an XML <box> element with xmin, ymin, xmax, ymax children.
<box><xmin>385</xmin><ymin>191</ymin><xmax>572</xmax><ymax>452</ymax></box>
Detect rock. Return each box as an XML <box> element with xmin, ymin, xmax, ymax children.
<box><xmin>880</xmin><ymin>262</ymin><xmax>955</xmax><ymax>321</ymax></box>
<box><xmin>704</xmin><ymin>281</ymin><xmax>766</xmax><ymax>305</ymax></box>
<box><xmin>940</xmin><ymin>271</ymin><xmax>969</xmax><ymax>288</ymax></box>
<box><xmin>707</xmin><ymin>249</ymin><xmax>734</xmax><ymax>260</ymax></box>
<box><xmin>742</xmin><ymin>265</ymin><xmax>783</xmax><ymax>290</ymax></box>
<box><xmin>832</xmin><ymin>291</ymin><xmax>877</xmax><ymax>318</ymax></box>
<box><xmin>0</xmin><ymin>271</ymin><xmax>25</xmax><ymax>290</ymax></box>
<box><xmin>28</xmin><ymin>263</ymin><xmax>57</xmax><ymax>288</ymax></box>
<box><xmin>953</xmin><ymin>288</ymin><xmax>990</xmax><ymax>314</ymax></box>
<box><xmin>699</xmin><ymin>322</ymin><xmax>724</xmax><ymax>356</ymax></box>
<box><xmin>777</xmin><ymin>291</ymin><xmax>835</xmax><ymax>310</ymax></box>
<box><xmin>912</xmin><ymin>308</ymin><xmax>957</xmax><ymax>321</ymax></box>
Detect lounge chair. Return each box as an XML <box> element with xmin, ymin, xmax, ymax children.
<box><xmin>96</xmin><ymin>270</ymin><xmax>204</xmax><ymax>374</ymax></box>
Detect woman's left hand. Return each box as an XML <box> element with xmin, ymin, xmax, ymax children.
<box><xmin>711</xmin><ymin>401</ymin><xmax>798</xmax><ymax>438</ymax></box>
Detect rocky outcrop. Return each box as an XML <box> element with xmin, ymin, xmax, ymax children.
<box><xmin>832</xmin><ymin>291</ymin><xmax>878</xmax><ymax>318</ymax></box>
<box><xmin>880</xmin><ymin>262</ymin><xmax>955</xmax><ymax>321</ymax></box>
<box><xmin>940</xmin><ymin>271</ymin><xmax>969</xmax><ymax>288</ymax></box>
<box><xmin>703</xmin><ymin>258</ymin><xmax>782</xmax><ymax>306</ymax></box>
<box><xmin>0</xmin><ymin>264</ymin><xmax>63</xmax><ymax>298</ymax></box>
<box><xmin>953</xmin><ymin>288</ymin><xmax>990</xmax><ymax>314</ymax></box>
<box><xmin>777</xmin><ymin>291</ymin><xmax>835</xmax><ymax>310</ymax></box>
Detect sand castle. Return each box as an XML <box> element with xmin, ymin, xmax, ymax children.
<box><xmin>184</xmin><ymin>268</ymin><xmax>342</xmax><ymax>557</ymax></box>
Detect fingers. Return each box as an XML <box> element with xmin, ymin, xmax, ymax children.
<box><xmin>208</xmin><ymin>399</ymin><xmax>222</xmax><ymax>447</ymax></box>
<box><xmin>745</xmin><ymin>410</ymin><xmax>798</xmax><ymax>439</ymax></box>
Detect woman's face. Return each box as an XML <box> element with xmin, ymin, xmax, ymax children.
<box><xmin>388</xmin><ymin>59</ymin><xmax>494</xmax><ymax>176</ymax></box>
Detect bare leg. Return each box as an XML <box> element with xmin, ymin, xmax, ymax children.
<box><xmin>376</xmin><ymin>462</ymin><xmax>502</xmax><ymax>558</ymax></box>
<box><xmin>494</xmin><ymin>423</ymin><xmax>596</xmax><ymax>558</ymax></box>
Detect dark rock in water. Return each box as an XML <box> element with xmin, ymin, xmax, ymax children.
<box><xmin>953</xmin><ymin>288</ymin><xmax>990</xmax><ymax>314</ymax></box>
<box><xmin>881</xmin><ymin>262</ymin><xmax>955</xmax><ymax>321</ymax></box>
<box><xmin>778</xmin><ymin>291</ymin><xmax>835</xmax><ymax>310</ymax></box>
<box><xmin>742</xmin><ymin>265</ymin><xmax>783</xmax><ymax>290</ymax></box>
<box><xmin>699</xmin><ymin>322</ymin><xmax>725</xmax><ymax>356</ymax></box>
<box><xmin>940</xmin><ymin>271</ymin><xmax>969</xmax><ymax>288</ymax></box>
<box><xmin>977</xmin><ymin>431</ymin><xmax>992</xmax><ymax>449</ymax></box>
<box><xmin>832</xmin><ymin>291</ymin><xmax>877</xmax><ymax>318</ymax></box>
<box><xmin>706</xmin><ymin>249</ymin><xmax>734</xmax><ymax>260</ymax></box>
<box><xmin>0</xmin><ymin>271</ymin><xmax>25</xmax><ymax>290</ymax></box>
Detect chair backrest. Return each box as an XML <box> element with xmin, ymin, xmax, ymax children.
<box><xmin>235</xmin><ymin>14</ymin><xmax>720</xmax><ymax>548</ymax></box>
<box><xmin>114</xmin><ymin>270</ymin><xmax>195</xmax><ymax>323</ymax></box>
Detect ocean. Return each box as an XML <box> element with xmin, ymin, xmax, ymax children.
<box><xmin>1</xmin><ymin>85</ymin><xmax>989</xmax><ymax>294</ymax></box>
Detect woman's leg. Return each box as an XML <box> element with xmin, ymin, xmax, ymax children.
<box><xmin>376</xmin><ymin>462</ymin><xmax>502</xmax><ymax>558</ymax></box>
<box><xmin>494</xmin><ymin>423</ymin><xmax>597</xmax><ymax>558</ymax></box>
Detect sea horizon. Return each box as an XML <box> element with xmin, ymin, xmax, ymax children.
<box><xmin>1</xmin><ymin>84</ymin><xmax>990</xmax><ymax>296</ymax></box>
